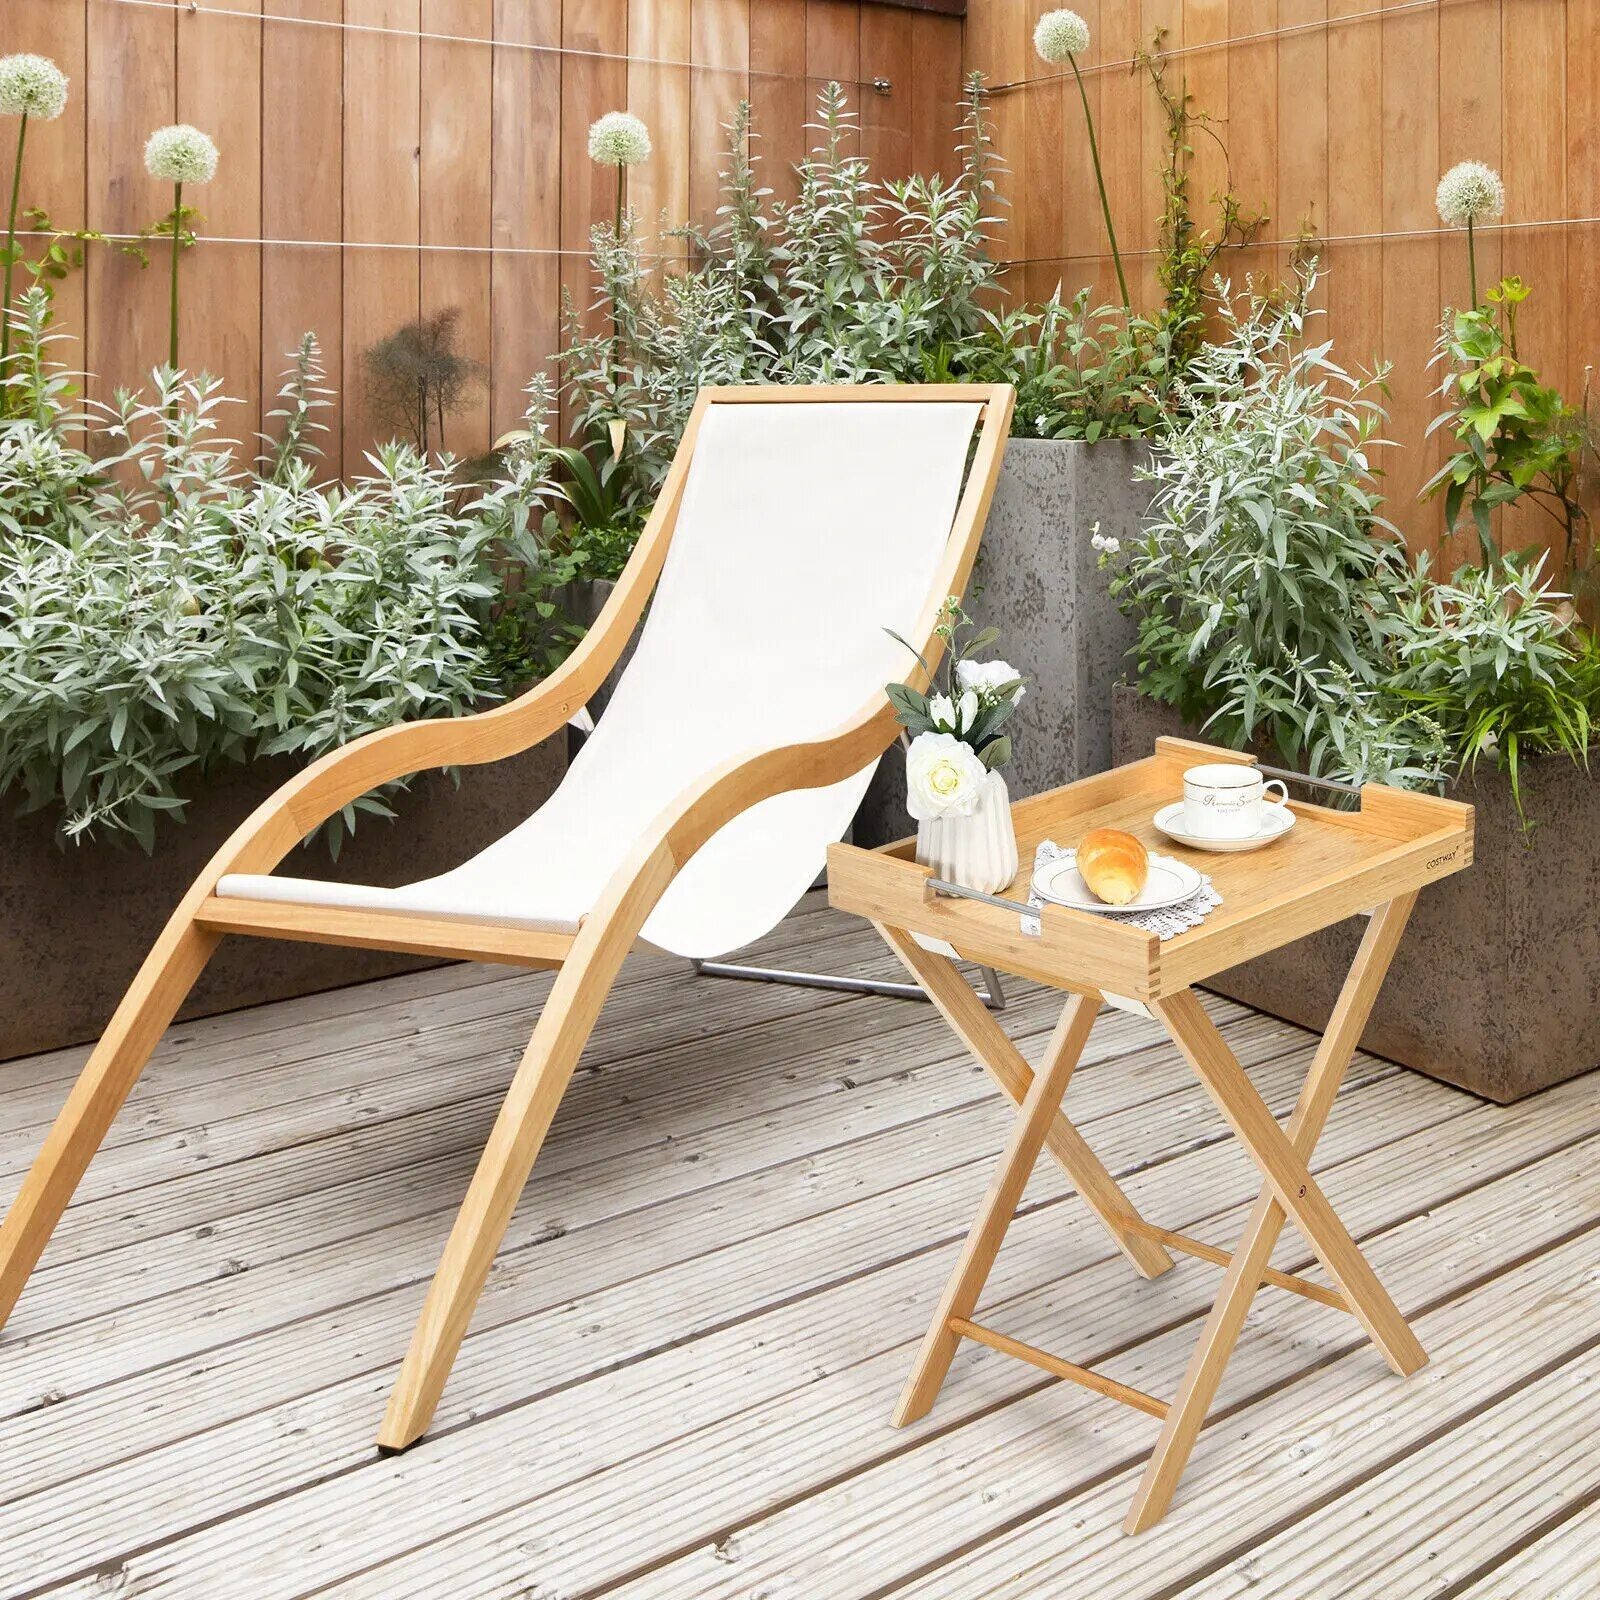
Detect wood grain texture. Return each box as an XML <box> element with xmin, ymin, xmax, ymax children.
<box><xmin>7</xmin><ymin>0</ymin><xmax>961</xmax><ymax>464</ymax></box>
<box><xmin>964</xmin><ymin>0</ymin><xmax>1596</xmax><ymax>560</ymax></box>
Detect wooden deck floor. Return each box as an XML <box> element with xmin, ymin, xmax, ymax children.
<box><xmin>1</xmin><ymin>897</ymin><xmax>1596</xmax><ymax>1599</ymax></box>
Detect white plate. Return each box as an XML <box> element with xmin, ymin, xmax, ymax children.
<box><xmin>1152</xmin><ymin>799</ymin><xmax>1296</xmax><ymax>853</ymax></box>
<box><xmin>1031</xmin><ymin>851</ymin><xmax>1203</xmax><ymax>914</ymax></box>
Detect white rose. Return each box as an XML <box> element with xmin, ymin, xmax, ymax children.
<box><xmin>927</xmin><ymin>692</ymin><xmax>957</xmax><ymax>730</ymax></box>
<box><xmin>905</xmin><ymin>732</ymin><xmax>988</xmax><ymax>822</ymax></box>
<box><xmin>956</xmin><ymin>658</ymin><xmax>1025</xmax><ymax>705</ymax></box>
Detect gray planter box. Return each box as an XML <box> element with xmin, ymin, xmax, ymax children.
<box><xmin>855</xmin><ymin>437</ymin><xmax>1153</xmax><ymax>846</ymax></box>
<box><xmin>1113</xmin><ymin>684</ymin><xmax>1600</xmax><ymax>1103</ymax></box>
<box><xmin>0</xmin><ymin>739</ymin><xmax>566</xmax><ymax>1062</ymax></box>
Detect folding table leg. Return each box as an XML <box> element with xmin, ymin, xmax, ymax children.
<box><xmin>876</xmin><ymin>923</ymin><xmax>1174</xmax><ymax>1282</ymax></box>
<box><xmin>895</xmin><ymin>991</ymin><xmax>1102</xmax><ymax>1426</ymax></box>
<box><xmin>1125</xmin><ymin>894</ymin><xmax>1420</xmax><ymax>1533</ymax></box>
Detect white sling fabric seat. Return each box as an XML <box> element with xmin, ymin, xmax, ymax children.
<box><xmin>216</xmin><ymin>398</ymin><xmax>982</xmax><ymax>957</ymax></box>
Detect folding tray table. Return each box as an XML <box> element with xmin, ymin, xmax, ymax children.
<box><xmin>826</xmin><ymin>735</ymin><xmax>1474</xmax><ymax>1532</ymax></box>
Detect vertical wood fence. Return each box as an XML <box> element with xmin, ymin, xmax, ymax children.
<box><xmin>7</xmin><ymin>0</ymin><xmax>964</xmax><ymax>472</ymax></box>
<box><xmin>966</xmin><ymin>0</ymin><xmax>1598</xmax><ymax>561</ymax></box>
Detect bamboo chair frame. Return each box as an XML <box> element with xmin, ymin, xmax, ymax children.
<box><xmin>0</xmin><ymin>383</ymin><xmax>1017</xmax><ymax>1453</ymax></box>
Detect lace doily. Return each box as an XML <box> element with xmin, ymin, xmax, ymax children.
<box><xmin>1021</xmin><ymin>839</ymin><xmax>1222</xmax><ymax>941</ymax></box>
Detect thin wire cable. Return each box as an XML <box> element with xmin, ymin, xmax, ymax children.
<box><xmin>985</xmin><ymin>0</ymin><xmax>1476</xmax><ymax>92</ymax></box>
<box><xmin>18</xmin><ymin>215</ymin><xmax>1596</xmax><ymax>259</ymax></box>
<box><xmin>96</xmin><ymin>0</ymin><xmax>883</xmax><ymax>87</ymax></box>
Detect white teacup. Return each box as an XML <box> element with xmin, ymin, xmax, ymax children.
<box><xmin>1182</xmin><ymin>763</ymin><xmax>1289</xmax><ymax>840</ymax></box>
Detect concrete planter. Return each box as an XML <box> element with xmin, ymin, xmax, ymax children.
<box><xmin>562</xmin><ymin>578</ymin><xmax>642</xmax><ymax>726</ymax></box>
<box><xmin>1113</xmin><ymin>684</ymin><xmax>1600</xmax><ymax>1103</ymax></box>
<box><xmin>1</xmin><ymin>739</ymin><xmax>566</xmax><ymax>1062</ymax></box>
<box><xmin>856</xmin><ymin>437</ymin><xmax>1153</xmax><ymax>846</ymax></box>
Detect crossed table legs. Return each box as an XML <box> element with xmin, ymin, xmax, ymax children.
<box><xmin>878</xmin><ymin>893</ymin><xmax>1422</xmax><ymax>1533</ymax></box>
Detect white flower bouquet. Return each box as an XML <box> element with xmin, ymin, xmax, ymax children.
<box><xmin>885</xmin><ymin>597</ymin><xmax>1026</xmax><ymax>823</ymax></box>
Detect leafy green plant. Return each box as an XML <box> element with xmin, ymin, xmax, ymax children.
<box><xmin>885</xmin><ymin>596</ymin><xmax>1025</xmax><ymax>774</ymax></box>
<box><xmin>1107</xmin><ymin>271</ymin><xmax>1598</xmax><ymax>814</ymax></box>
<box><xmin>1136</xmin><ymin>29</ymin><xmax>1268</xmax><ymax>364</ymax></box>
<box><xmin>561</xmin><ymin>78</ymin><xmax>1005</xmax><ymax>504</ymax></box>
<box><xmin>1388</xmin><ymin>554</ymin><xmax>1595</xmax><ymax>815</ymax></box>
<box><xmin>0</xmin><ymin>302</ymin><xmax>576</xmax><ymax>850</ymax></box>
<box><xmin>978</xmin><ymin>293</ymin><xmax>1181</xmax><ymax>441</ymax></box>
<box><xmin>1423</xmin><ymin>276</ymin><xmax>1594</xmax><ymax>572</ymax></box>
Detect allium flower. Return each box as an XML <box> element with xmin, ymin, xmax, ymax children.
<box><xmin>1435</xmin><ymin>161</ymin><xmax>1504</xmax><ymax>227</ymax></box>
<box><xmin>905</xmin><ymin>732</ymin><xmax>988</xmax><ymax>822</ymax></box>
<box><xmin>587</xmin><ymin>111</ymin><xmax>652</xmax><ymax>168</ymax></box>
<box><xmin>144</xmin><ymin>124</ymin><xmax>219</xmax><ymax>186</ymax></box>
<box><xmin>0</xmin><ymin>54</ymin><xmax>69</xmax><ymax>120</ymax></box>
<box><xmin>956</xmin><ymin>658</ymin><xmax>1025</xmax><ymax>705</ymax></box>
<box><xmin>1034</xmin><ymin>9</ymin><xmax>1091</xmax><ymax>63</ymax></box>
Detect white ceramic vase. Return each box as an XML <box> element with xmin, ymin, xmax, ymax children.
<box><xmin>915</xmin><ymin>768</ymin><xmax>1019</xmax><ymax>895</ymax></box>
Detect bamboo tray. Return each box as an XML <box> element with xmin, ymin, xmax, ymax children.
<box><xmin>828</xmin><ymin>736</ymin><xmax>1474</xmax><ymax>1003</ymax></box>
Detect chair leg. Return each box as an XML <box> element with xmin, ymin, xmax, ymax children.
<box><xmin>876</xmin><ymin>923</ymin><xmax>1175</xmax><ymax>1281</ymax></box>
<box><xmin>895</xmin><ymin>991</ymin><xmax>1100</xmax><ymax>1426</ymax></box>
<box><xmin>0</xmin><ymin>917</ymin><xmax>220</xmax><ymax>1332</ymax></box>
<box><xmin>376</xmin><ymin>911</ymin><xmax>636</xmax><ymax>1453</ymax></box>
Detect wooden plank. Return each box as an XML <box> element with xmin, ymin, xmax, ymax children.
<box><xmin>560</xmin><ymin>0</ymin><xmax>629</xmax><ymax>352</ymax></box>
<box><xmin>691</xmin><ymin>1164</ymin><xmax>1600</xmax><ymax>1600</ymax></box>
<box><xmin>6</xmin><ymin>0</ymin><xmax>88</xmax><ymax>376</ymax></box>
<box><xmin>1379</xmin><ymin>0</ymin><xmax>1440</xmax><ymax>555</ymax></box>
<box><xmin>1498</xmin><ymin>0</ymin><xmax>1568</xmax><ymax>568</ymax></box>
<box><xmin>1176</xmin><ymin>1346</ymin><xmax>1600</xmax><ymax>1596</ymax></box>
<box><xmin>1276</xmin><ymin>0</ymin><xmax>1326</xmax><ymax>245</ymax></box>
<box><xmin>261</xmin><ymin>0</ymin><xmax>345</xmax><ymax>466</ymax></box>
<box><xmin>341</xmin><ymin>0</ymin><xmax>421</xmax><ymax>470</ymax></box>
<box><xmin>859</xmin><ymin>5</ymin><xmax>915</xmax><ymax>180</ymax></box>
<box><xmin>0</xmin><ymin>1052</ymin><xmax>1437</xmax><ymax>1592</ymax></box>
<box><xmin>0</xmin><ymin>998</ymin><xmax>1292</xmax><ymax>1416</ymax></box>
<box><xmin>691</xmin><ymin>0</ymin><xmax>750</xmax><ymax>226</ymax></box>
<box><xmin>83</xmin><ymin>0</ymin><xmax>174</xmax><ymax>407</ymax></box>
<box><xmin>908</xmin><ymin>10</ymin><xmax>963</xmax><ymax>180</ymax></box>
<box><xmin>750</xmin><ymin>0</ymin><xmax>808</xmax><ymax>205</ymax></box>
<box><xmin>1567</xmin><ymin>0</ymin><xmax>1599</xmax><ymax>579</ymax></box>
<box><xmin>487</xmin><ymin>0</ymin><xmax>560</xmax><ymax>439</ymax></box>
<box><xmin>154</xmin><ymin>1078</ymin><xmax>1588</xmax><ymax>1600</ymax></box>
<box><xmin>176</xmin><ymin>0</ymin><xmax>263</xmax><ymax>448</ymax></box>
<box><xmin>1454</xmin><ymin>1497</ymin><xmax>1600</xmax><ymax>1600</ymax></box>
<box><xmin>419</xmin><ymin>0</ymin><xmax>493</xmax><ymax>459</ymax></box>
<box><xmin>628</xmin><ymin>0</ymin><xmax>692</xmax><ymax>251</ymax></box>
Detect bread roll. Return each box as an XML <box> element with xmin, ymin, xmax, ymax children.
<box><xmin>1077</xmin><ymin>827</ymin><xmax>1149</xmax><ymax>906</ymax></box>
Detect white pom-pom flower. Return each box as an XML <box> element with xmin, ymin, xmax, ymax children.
<box><xmin>1034</xmin><ymin>9</ymin><xmax>1091</xmax><ymax>63</ymax></box>
<box><xmin>1090</xmin><ymin>529</ymin><xmax>1121</xmax><ymax>555</ymax></box>
<box><xmin>0</xmin><ymin>54</ymin><xmax>69</xmax><ymax>121</ymax></box>
<box><xmin>144</xmin><ymin>124</ymin><xmax>219</xmax><ymax>186</ymax></box>
<box><xmin>905</xmin><ymin>732</ymin><xmax>989</xmax><ymax>822</ymax></box>
<box><xmin>956</xmin><ymin>658</ymin><xmax>1025</xmax><ymax>706</ymax></box>
<box><xmin>587</xmin><ymin>111</ymin><xmax>652</xmax><ymax>167</ymax></box>
<box><xmin>1436</xmin><ymin>161</ymin><xmax>1504</xmax><ymax>227</ymax></box>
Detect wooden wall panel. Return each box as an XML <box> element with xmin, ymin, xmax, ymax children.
<box><xmin>261</xmin><ymin>0</ymin><xmax>344</xmax><ymax>462</ymax></box>
<box><xmin>8</xmin><ymin>0</ymin><xmax>88</xmax><ymax>375</ymax></box>
<box><xmin>488</xmin><ymin>0</ymin><xmax>560</xmax><ymax>440</ymax></box>
<box><xmin>341</xmin><ymin>0</ymin><xmax>421</xmax><ymax>471</ymax></box>
<box><xmin>178</xmin><ymin>0</ymin><xmax>264</xmax><ymax>449</ymax></box>
<box><xmin>84</xmin><ymin>0</ymin><xmax>173</xmax><ymax>408</ymax></box>
<box><xmin>965</xmin><ymin>0</ymin><xmax>1596</xmax><ymax>561</ymax></box>
<box><xmin>11</xmin><ymin>0</ymin><xmax>963</xmax><ymax>465</ymax></box>
<box><xmin>420</xmin><ymin>0</ymin><xmax>493</xmax><ymax>458</ymax></box>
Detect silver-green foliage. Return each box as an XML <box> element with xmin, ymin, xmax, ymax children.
<box><xmin>562</xmin><ymin>78</ymin><xmax>1004</xmax><ymax>509</ymax></box>
<box><xmin>0</xmin><ymin>295</ymin><xmax>554</xmax><ymax>850</ymax></box>
<box><xmin>1111</xmin><ymin>271</ymin><xmax>1594</xmax><ymax>802</ymax></box>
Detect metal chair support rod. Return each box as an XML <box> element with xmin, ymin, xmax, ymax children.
<box><xmin>692</xmin><ymin>957</ymin><xmax>1006</xmax><ymax>1012</ymax></box>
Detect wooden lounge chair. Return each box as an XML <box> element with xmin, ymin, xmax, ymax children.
<box><xmin>0</xmin><ymin>383</ymin><xmax>1015</xmax><ymax>1452</ymax></box>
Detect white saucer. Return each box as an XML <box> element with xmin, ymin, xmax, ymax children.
<box><xmin>1152</xmin><ymin>800</ymin><xmax>1296</xmax><ymax>853</ymax></box>
<box><xmin>1032</xmin><ymin>852</ymin><xmax>1204</xmax><ymax>914</ymax></box>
